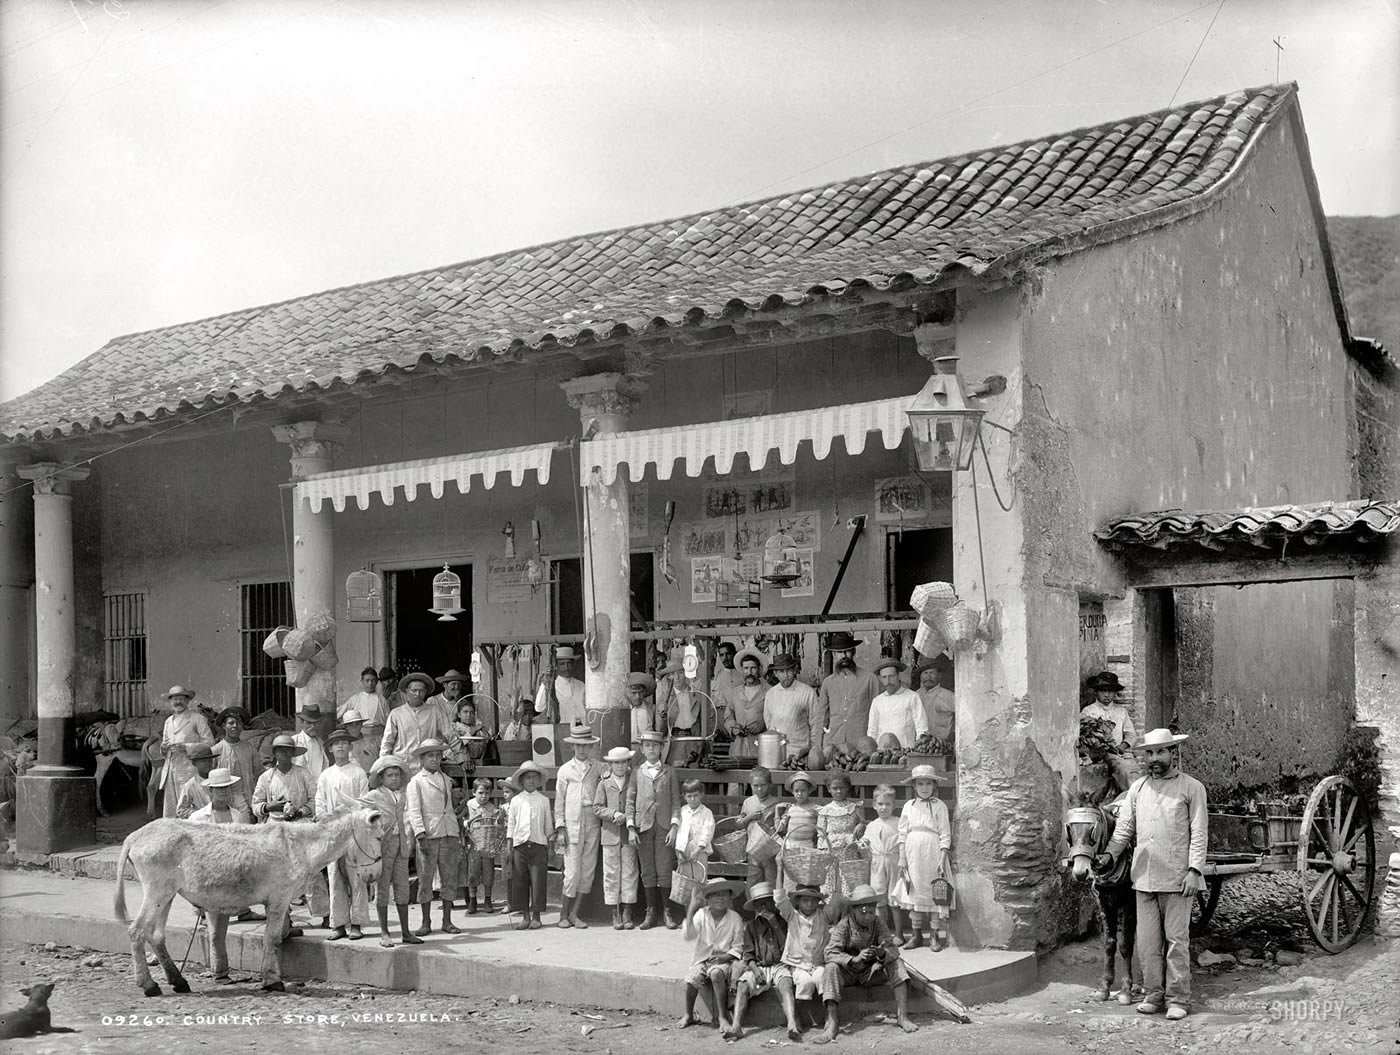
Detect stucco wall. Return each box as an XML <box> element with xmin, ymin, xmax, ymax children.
<box><xmin>1020</xmin><ymin>112</ymin><xmax>1356</xmax><ymax>803</ymax></box>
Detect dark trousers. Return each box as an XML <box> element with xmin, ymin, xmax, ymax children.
<box><xmin>510</xmin><ymin>842</ymin><xmax>548</xmax><ymax>915</ymax></box>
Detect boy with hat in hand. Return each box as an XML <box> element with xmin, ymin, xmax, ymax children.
<box><xmin>316</xmin><ymin>726</ymin><xmax>370</xmax><ymax>941</ymax></box>
<box><xmin>818</xmin><ymin>884</ymin><xmax>918</xmax><ymax>1042</ymax></box>
<box><xmin>361</xmin><ymin>755</ymin><xmax>422</xmax><ymax>947</ymax></box>
<box><xmin>406</xmin><ymin>738</ymin><xmax>462</xmax><ymax>936</ymax></box>
<box><xmin>866</xmin><ymin>657</ymin><xmax>928</xmax><ymax>748</ymax></box>
<box><xmin>725</xmin><ymin>881</ymin><xmax>790</xmax><ymax>1041</ymax></box>
<box><xmin>596</xmin><ymin>746</ymin><xmax>640</xmax><ymax>929</ymax></box>
<box><xmin>341</xmin><ymin>666</ymin><xmax>390</xmax><ymax>726</ymax></box>
<box><xmin>679</xmin><ymin>877</ymin><xmax>746</xmax><ymax>1036</ymax></box>
<box><xmin>1100</xmin><ymin>728</ymin><xmax>1208</xmax><ymax>1021</ymax></box>
<box><xmin>555</xmin><ymin>721</ymin><xmax>602</xmax><ymax>928</ymax></box>
<box><xmin>626</xmin><ymin>729</ymin><xmax>681</xmax><ymax>929</ymax></box>
<box><xmin>1082</xmin><ymin>672</ymin><xmax>1139</xmax><ymax>794</ymax></box>
<box><xmin>506</xmin><ymin>760</ymin><xmax>555</xmax><ymax>930</ymax></box>
<box><xmin>175</xmin><ymin>743</ymin><xmax>222</xmax><ymax>818</ymax></box>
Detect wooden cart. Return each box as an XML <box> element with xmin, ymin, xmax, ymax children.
<box><xmin>1192</xmin><ymin>775</ymin><xmax>1376</xmax><ymax>952</ymax></box>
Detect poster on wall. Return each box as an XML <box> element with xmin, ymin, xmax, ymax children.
<box><xmin>691</xmin><ymin>556</ymin><xmax>723</xmax><ymax>604</ymax></box>
<box><xmin>486</xmin><ymin>554</ymin><xmax>534</xmax><ymax>605</ymax></box>
<box><xmin>722</xmin><ymin>552</ymin><xmax>763</xmax><ymax>583</ymax></box>
<box><xmin>874</xmin><ymin>476</ymin><xmax>932</xmax><ymax>522</ymax></box>
<box><xmin>682</xmin><ymin>521</ymin><xmax>729</xmax><ymax>556</ymax></box>
<box><xmin>781</xmin><ymin>548</ymin><xmax>816</xmax><ymax>597</ymax></box>
<box><xmin>702</xmin><ymin>473</ymin><xmax>796</xmax><ymax>519</ymax></box>
<box><xmin>629</xmin><ymin>483</ymin><xmax>649</xmax><ymax>538</ymax></box>
<box><xmin>735</xmin><ymin>509</ymin><xmax>821</xmax><ymax>554</ymax></box>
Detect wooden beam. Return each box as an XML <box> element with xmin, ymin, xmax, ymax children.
<box><xmin>1120</xmin><ymin>547</ymin><xmax>1389</xmax><ymax>588</ymax></box>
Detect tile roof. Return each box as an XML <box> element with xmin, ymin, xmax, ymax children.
<box><xmin>2</xmin><ymin>84</ymin><xmax>1302</xmax><ymax>442</ymax></box>
<box><xmin>1095</xmin><ymin>500</ymin><xmax>1400</xmax><ymax>551</ymax></box>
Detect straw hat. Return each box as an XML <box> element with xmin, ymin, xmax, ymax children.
<box><xmin>563</xmin><ymin>721</ymin><xmax>599</xmax><ymax>745</ymax></box>
<box><xmin>744</xmin><ymin>881</ymin><xmax>777</xmax><ymax>910</ymax></box>
<box><xmin>734</xmin><ymin>648</ymin><xmax>768</xmax><ymax>671</ymax></box>
<box><xmin>201</xmin><ymin>767</ymin><xmax>240</xmax><ymax>789</ymax></box>
<box><xmin>553</xmin><ymin>646</ymin><xmax>579</xmax><ymax>662</ymax></box>
<box><xmin>788</xmin><ymin>770</ymin><xmax>815</xmax><ymax>788</ymax></box>
<box><xmin>656</xmin><ymin>660</ymin><xmax>685</xmax><ymax>678</ymax></box>
<box><xmin>903</xmin><ymin>764</ymin><xmax>946</xmax><ymax>785</ymax></box>
<box><xmin>340</xmin><ymin>709</ymin><xmax>366</xmax><ymax>726</ymax></box>
<box><xmin>626</xmin><ymin>672</ymin><xmax>656</xmax><ymax>693</ymax></box>
<box><xmin>411</xmin><ymin>737</ymin><xmax>449</xmax><ymax>758</ymax></box>
<box><xmin>163</xmin><ymin>685</ymin><xmax>196</xmax><ymax>701</ymax></box>
<box><xmin>637</xmin><ymin>730</ymin><xmax>665</xmax><ymax>743</ymax></box>
<box><xmin>325</xmin><ymin>728</ymin><xmax>358</xmax><ymax>747</ymax></box>
<box><xmin>438</xmin><ymin>669</ymin><xmax>470</xmax><ymax>685</ymax></box>
<box><xmin>845</xmin><ymin>883</ymin><xmax>880</xmax><ymax>906</ymax></box>
<box><xmin>1134</xmin><ymin>727</ymin><xmax>1190</xmax><ymax>750</ymax></box>
<box><xmin>873</xmin><ymin>655</ymin><xmax>907</xmax><ymax>675</ymax></box>
<box><xmin>367</xmin><ymin>755</ymin><xmax>407</xmax><ymax>788</ymax></box>
<box><xmin>790</xmin><ymin>883</ymin><xmax>828</xmax><ymax>904</ymax></box>
<box><xmin>700</xmin><ymin>878</ymin><xmax>743</xmax><ymax>899</ymax></box>
<box><xmin>398</xmin><ymin>673</ymin><xmax>435</xmax><ymax>696</ymax></box>
<box><xmin>511</xmin><ymin>760</ymin><xmax>546</xmax><ymax>785</ymax></box>
<box><xmin>604</xmin><ymin>746</ymin><xmax>635</xmax><ymax>763</ymax></box>
<box><xmin>267</xmin><ymin>733</ymin><xmax>306</xmax><ymax>757</ymax></box>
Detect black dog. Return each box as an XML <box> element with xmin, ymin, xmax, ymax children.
<box><xmin>0</xmin><ymin>983</ymin><xmax>79</xmax><ymax>1039</ymax></box>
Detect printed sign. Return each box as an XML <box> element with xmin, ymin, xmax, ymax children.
<box><xmin>875</xmin><ymin>476</ymin><xmax>932</xmax><ymax>522</ymax></box>
<box><xmin>735</xmin><ymin>509</ymin><xmax>821</xmax><ymax>554</ymax></box>
<box><xmin>486</xmin><ymin>555</ymin><xmax>533</xmax><ymax>605</ymax></box>
<box><xmin>682</xmin><ymin>521</ymin><xmax>729</xmax><ymax>557</ymax></box>
<box><xmin>781</xmin><ymin>548</ymin><xmax>816</xmax><ymax>598</ymax></box>
<box><xmin>702</xmin><ymin>473</ymin><xmax>796</xmax><ymax>519</ymax></box>
<box><xmin>691</xmin><ymin>556</ymin><xmax>723</xmax><ymax>604</ymax></box>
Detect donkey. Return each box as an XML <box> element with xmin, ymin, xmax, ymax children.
<box><xmin>1065</xmin><ymin>794</ymin><xmax>1141</xmax><ymax>1003</ymax></box>
<box><xmin>114</xmin><ymin>808</ymin><xmax>384</xmax><ymax>995</ymax></box>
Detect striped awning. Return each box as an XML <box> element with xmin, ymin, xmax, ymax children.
<box><xmin>295</xmin><ymin>442</ymin><xmax>561</xmax><ymax>512</ymax></box>
<box><xmin>577</xmin><ymin>395</ymin><xmax>913</xmax><ymax>485</ymax></box>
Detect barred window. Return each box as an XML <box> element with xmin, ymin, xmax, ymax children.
<box><xmin>104</xmin><ymin>592</ymin><xmax>148</xmax><ymax>716</ymax></box>
<box><xmin>240</xmin><ymin>581</ymin><xmax>295</xmax><ymax>718</ymax></box>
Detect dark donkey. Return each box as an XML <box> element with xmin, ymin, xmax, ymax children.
<box><xmin>1065</xmin><ymin>794</ymin><xmax>1142</xmax><ymax>1003</ymax></box>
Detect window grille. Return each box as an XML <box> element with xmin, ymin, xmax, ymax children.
<box><xmin>104</xmin><ymin>592</ymin><xmax>148</xmax><ymax>716</ymax></box>
<box><xmin>240</xmin><ymin>581</ymin><xmax>295</xmax><ymax>718</ymax></box>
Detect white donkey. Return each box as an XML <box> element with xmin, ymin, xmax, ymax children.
<box><xmin>114</xmin><ymin>808</ymin><xmax>384</xmax><ymax>994</ymax></box>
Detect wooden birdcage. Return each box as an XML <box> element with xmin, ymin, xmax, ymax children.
<box><xmin>345</xmin><ymin>569</ymin><xmax>383</xmax><ymax>623</ymax></box>
<box><xmin>431</xmin><ymin>564</ymin><xmax>464</xmax><ymax>622</ymax></box>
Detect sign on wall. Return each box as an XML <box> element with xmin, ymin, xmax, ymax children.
<box><xmin>691</xmin><ymin>556</ymin><xmax>723</xmax><ymax>604</ymax></box>
<box><xmin>702</xmin><ymin>473</ymin><xmax>796</xmax><ymax>519</ymax></box>
<box><xmin>682</xmin><ymin>521</ymin><xmax>729</xmax><ymax>557</ymax></box>
<box><xmin>486</xmin><ymin>555</ymin><xmax>534</xmax><ymax>605</ymax></box>
<box><xmin>781</xmin><ymin>548</ymin><xmax>816</xmax><ymax>597</ymax></box>
<box><xmin>874</xmin><ymin>476</ymin><xmax>933</xmax><ymax>522</ymax></box>
<box><xmin>735</xmin><ymin>509</ymin><xmax>821</xmax><ymax>553</ymax></box>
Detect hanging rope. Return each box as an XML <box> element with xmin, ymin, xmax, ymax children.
<box><xmin>977</xmin><ymin>429</ymin><xmax>1015</xmax><ymax>513</ymax></box>
<box><xmin>970</xmin><ymin>456</ymin><xmax>991</xmax><ymax>613</ymax></box>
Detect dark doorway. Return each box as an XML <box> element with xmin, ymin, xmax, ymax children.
<box><xmin>390</xmin><ymin>563</ymin><xmax>473</xmax><ymax>678</ymax></box>
<box><xmin>553</xmin><ymin>553</ymin><xmax>655</xmax><ymax>669</ymax></box>
<box><xmin>885</xmin><ymin>527</ymin><xmax>954</xmax><ymax>614</ymax></box>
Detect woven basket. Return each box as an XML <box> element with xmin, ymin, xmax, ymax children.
<box><xmin>914</xmin><ymin>620</ymin><xmax>947</xmax><ymax>659</ymax></box>
<box><xmin>909</xmin><ymin>581</ymin><xmax>957</xmax><ymax>621</ymax></box>
<box><xmin>261</xmin><ymin>626</ymin><xmax>291</xmax><ymax>660</ymax></box>
<box><xmin>303</xmin><ymin>612</ymin><xmax>336</xmax><ymax>645</ymax></box>
<box><xmin>670</xmin><ymin>859</ymin><xmax>706</xmax><ymax>904</ymax></box>
<box><xmin>782</xmin><ymin>847</ymin><xmax>833</xmax><ymax>886</ymax></box>
<box><xmin>495</xmin><ymin>740</ymin><xmax>532</xmax><ymax>767</ymax></box>
<box><xmin>310</xmin><ymin>641</ymin><xmax>338</xmax><ymax>671</ymax></box>
<box><xmin>712</xmin><ymin>818</ymin><xmax>749</xmax><ymax>864</ymax></box>
<box><xmin>281</xmin><ymin>628</ymin><xmax>317</xmax><ymax>661</ymax></box>
<box><xmin>837</xmin><ymin>855</ymin><xmax>871</xmax><ymax>894</ymax></box>
<box><xmin>283</xmin><ymin>658</ymin><xmax>314</xmax><ymax>688</ymax></box>
<box><xmin>931</xmin><ymin>602</ymin><xmax>980</xmax><ymax>652</ymax></box>
<box><xmin>467</xmin><ymin>817</ymin><xmax>507</xmax><ymax>856</ymax></box>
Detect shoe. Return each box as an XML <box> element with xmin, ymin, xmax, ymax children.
<box><xmin>623</xmin><ymin>902</ymin><xmax>637</xmax><ymax>930</ymax></box>
<box><xmin>612</xmin><ymin>905</ymin><xmax>624</xmax><ymax>930</ymax></box>
<box><xmin>482</xmin><ymin>898</ymin><xmax>497</xmax><ymax>914</ymax></box>
<box><xmin>663</xmin><ymin>897</ymin><xmax>682</xmax><ymax>930</ymax></box>
<box><xmin>348</xmin><ymin>925</ymin><xmax>363</xmax><ymax>941</ymax></box>
<box><xmin>528</xmin><ymin>916</ymin><xmax>542</xmax><ymax>930</ymax></box>
<box><xmin>931</xmin><ymin>931</ymin><xmax>947</xmax><ymax>951</ymax></box>
<box><xmin>558</xmin><ymin>895</ymin><xmax>575</xmax><ymax>928</ymax></box>
<box><xmin>902</xmin><ymin>932</ymin><xmax>925</xmax><ymax>950</ymax></box>
<box><xmin>1136</xmin><ymin>1002</ymin><xmax>1164</xmax><ymax>1015</ymax></box>
<box><xmin>515</xmin><ymin>917</ymin><xmax>532</xmax><ymax>931</ymax></box>
<box><xmin>467</xmin><ymin>895</ymin><xmax>478</xmax><ymax>916</ymax></box>
<box><xmin>640</xmin><ymin>889</ymin><xmax>662</xmax><ymax>930</ymax></box>
<box><xmin>1165</xmin><ymin>1006</ymin><xmax>1189</xmax><ymax>1021</ymax></box>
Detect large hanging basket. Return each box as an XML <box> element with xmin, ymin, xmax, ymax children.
<box><xmin>712</xmin><ymin>817</ymin><xmax>749</xmax><ymax>864</ymax></box>
<box><xmin>930</xmin><ymin>601</ymin><xmax>980</xmax><ymax>652</ymax></box>
<box><xmin>303</xmin><ymin>612</ymin><xmax>336</xmax><ymax>645</ymax></box>
<box><xmin>262</xmin><ymin>626</ymin><xmax>292</xmax><ymax>660</ymax></box>
<box><xmin>782</xmin><ymin>847</ymin><xmax>833</xmax><ymax>887</ymax></box>
<box><xmin>914</xmin><ymin>620</ymin><xmax>947</xmax><ymax>659</ymax></box>
<box><xmin>909</xmin><ymin>581</ymin><xmax>957</xmax><ymax>621</ymax></box>
<box><xmin>281</xmin><ymin>628</ymin><xmax>317</xmax><ymax>661</ymax></box>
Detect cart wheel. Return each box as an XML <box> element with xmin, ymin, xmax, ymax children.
<box><xmin>1190</xmin><ymin>875</ymin><xmax>1223</xmax><ymax>936</ymax></box>
<box><xmin>1298</xmin><ymin>775</ymin><xmax>1376</xmax><ymax>953</ymax></box>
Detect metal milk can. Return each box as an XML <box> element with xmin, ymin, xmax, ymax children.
<box><xmin>757</xmin><ymin>731</ymin><xmax>787</xmax><ymax>770</ymax></box>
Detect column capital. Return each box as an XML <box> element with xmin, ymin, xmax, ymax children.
<box><xmin>560</xmin><ymin>373</ymin><xmax>648</xmax><ymax>433</ymax></box>
<box><xmin>17</xmin><ymin>462</ymin><xmax>90</xmax><ymax>496</ymax></box>
<box><xmin>271</xmin><ymin>421</ymin><xmax>350</xmax><ymax>480</ymax></box>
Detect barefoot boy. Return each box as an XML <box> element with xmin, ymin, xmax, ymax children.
<box><xmin>816</xmin><ymin>884</ymin><xmax>918</xmax><ymax>1043</ymax></box>
<box><xmin>679</xmin><ymin>878</ymin><xmax>745</xmax><ymax>1036</ymax></box>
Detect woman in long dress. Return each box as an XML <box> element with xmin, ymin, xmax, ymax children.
<box><xmin>891</xmin><ymin>763</ymin><xmax>953</xmax><ymax>951</ymax></box>
<box><xmin>159</xmin><ymin>685</ymin><xmax>213</xmax><ymax>818</ymax></box>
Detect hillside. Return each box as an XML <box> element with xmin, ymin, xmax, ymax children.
<box><xmin>1327</xmin><ymin>214</ymin><xmax>1400</xmax><ymax>354</ymax></box>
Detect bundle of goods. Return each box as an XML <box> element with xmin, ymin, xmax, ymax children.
<box><xmin>1076</xmin><ymin>715</ymin><xmax>1117</xmax><ymax>764</ymax></box>
<box><xmin>780</xmin><ymin>751</ymin><xmax>810</xmax><ymax>771</ymax></box>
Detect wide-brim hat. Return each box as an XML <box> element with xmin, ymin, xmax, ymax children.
<box><xmin>1134</xmin><ymin>727</ymin><xmax>1189</xmax><ymax>750</ymax></box>
<box><xmin>398</xmin><ymin>673</ymin><xmax>435</xmax><ymax>696</ymax></box>
<box><xmin>790</xmin><ymin>883</ymin><xmax>827</xmax><ymax>904</ymax></box>
<box><xmin>734</xmin><ymin>648</ymin><xmax>768</xmax><ymax>671</ymax></box>
<box><xmin>215</xmin><ymin>707</ymin><xmax>251</xmax><ymax>726</ymax></box>
<box><xmin>553</xmin><ymin>646</ymin><xmax>579</xmax><ymax>662</ymax></box>
<box><xmin>325</xmin><ymin>728</ymin><xmax>358</xmax><ymax>747</ymax></box>
<box><xmin>163</xmin><ymin>685</ymin><xmax>196</xmax><ymax>701</ymax></box>
<box><xmin>845</xmin><ymin>883</ymin><xmax>880</xmax><ymax>906</ymax></box>
<box><xmin>367</xmin><ymin>754</ymin><xmax>408</xmax><ymax>788</ymax></box>
<box><xmin>903</xmin><ymin>764</ymin><xmax>946</xmax><ymax>785</ymax></box>
<box><xmin>604</xmin><ymin>746</ymin><xmax>635</xmax><ymax>763</ymax></box>
<box><xmin>438</xmin><ymin>669</ymin><xmax>470</xmax><ymax>685</ymax></box>
<box><xmin>788</xmin><ymin>770</ymin><xmax>815</xmax><ymax>788</ymax></box>
<box><xmin>771</xmin><ymin>652</ymin><xmax>798</xmax><ymax>671</ymax></box>
<box><xmin>825</xmin><ymin>632</ymin><xmax>859</xmax><ymax>652</ymax></box>
<box><xmin>656</xmin><ymin>660</ymin><xmax>685</xmax><ymax>678</ymax></box>
<box><xmin>268</xmin><ymin>733</ymin><xmax>306</xmax><ymax>757</ymax></box>
<box><xmin>340</xmin><ymin>709</ymin><xmax>366</xmax><ymax>726</ymax></box>
<box><xmin>412</xmin><ymin>737</ymin><xmax>449</xmax><ymax>758</ymax></box>
<box><xmin>563</xmin><ymin>721</ymin><xmax>599</xmax><ymax>745</ymax></box>
<box><xmin>187</xmin><ymin>743</ymin><xmax>216</xmax><ymax>763</ymax></box>
<box><xmin>701</xmin><ymin>878</ymin><xmax>743</xmax><ymax>900</ymax></box>
<box><xmin>911</xmin><ymin>660</ymin><xmax>944</xmax><ymax>684</ymax></box>
<box><xmin>201</xmin><ymin>767</ymin><xmax>240</xmax><ymax>789</ymax></box>
<box><xmin>297</xmin><ymin>704</ymin><xmax>324</xmax><ymax>720</ymax></box>
<box><xmin>626</xmin><ymin>672</ymin><xmax>656</xmax><ymax>693</ymax></box>
<box><xmin>511</xmin><ymin>760</ymin><xmax>546</xmax><ymax>785</ymax></box>
<box><xmin>744</xmin><ymin>881</ymin><xmax>777</xmax><ymax>910</ymax></box>
<box><xmin>637</xmin><ymin>730</ymin><xmax>665</xmax><ymax>743</ymax></box>
<box><xmin>873</xmin><ymin>655</ymin><xmax>907</xmax><ymax>675</ymax></box>
<box><xmin>1087</xmin><ymin>671</ymin><xmax>1125</xmax><ymax>693</ymax></box>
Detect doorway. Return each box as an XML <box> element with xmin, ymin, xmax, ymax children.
<box><xmin>389</xmin><ymin>563</ymin><xmax>472</xmax><ymax>678</ymax></box>
<box><xmin>553</xmin><ymin>553</ymin><xmax>656</xmax><ymax>670</ymax></box>
<box><xmin>885</xmin><ymin>526</ymin><xmax>954</xmax><ymax>614</ymax></box>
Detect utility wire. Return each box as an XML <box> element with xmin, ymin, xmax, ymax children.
<box><xmin>1168</xmin><ymin>0</ymin><xmax>1229</xmax><ymax>107</ymax></box>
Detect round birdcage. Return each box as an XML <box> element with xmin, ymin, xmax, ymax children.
<box><xmin>761</xmin><ymin>531</ymin><xmax>800</xmax><ymax>586</ymax></box>
<box><xmin>431</xmin><ymin>564</ymin><xmax>464</xmax><ymax>622</ymax></box>
<box><xmin>346</xmin><ymin>569</ymin><xmax>383</xmax><ymax>623</ymax></box>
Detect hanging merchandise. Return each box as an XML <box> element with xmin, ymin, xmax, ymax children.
<box><xmin>431</xmin><ymin>564</ymin><xmax>464</xmax><ymax>621</ymax></box>
<box><xmin>660</xmin><ymin>501</ymin><xmax>678</xmax><ymax>586</ymax></box>
<box><xmin>761</xmin><ymin>530</ymin><xmax>801</xmax><ymax>586</ymax></box>
<box><xmin>345</xmin><ymin>569</ymin><xmax>383</xmax><ymax>623</ymax></box>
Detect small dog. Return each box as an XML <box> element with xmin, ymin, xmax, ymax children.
<box><xmin>0</xmin><ymin>983</ymin><xmax>79</xmax><ymax>1039</ymax></box>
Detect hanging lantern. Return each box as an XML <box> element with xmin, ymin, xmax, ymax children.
<box><xmin>431</xmin><ymin>564</ymin><xmax>464</xmax><ymax>622</ymax></box>
<box><xmin>906</xmin><ymin>356</ymin><xmax>984</xmax><ymax>472</ymax></box>
<box><xmin>345</xmin><ymin>569</ymin><xmax>383</xmax><ymax>623</ymax></box>
<box><xmin>761</xmin><ymin>530</ymin><xmax>800</xmax><ymax>586</ymax></box>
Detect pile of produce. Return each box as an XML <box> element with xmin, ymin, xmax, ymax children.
<box><xmin>781</xmin><ymin>751</ymin><xmax>810</xmax><ymax>771</ymax></box>
<box><xmin>1077</xmin><ymin>714</ymin><xmax>1117</xmax><ymax>763</ymax></box>
<box><xmin>867</xmin><ymin>732</ymin><xmax>952</xmax><ymax>766</ymax></box>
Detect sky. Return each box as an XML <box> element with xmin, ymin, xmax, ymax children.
<box><xmin>1</xmin><ymin>0</ymin><xmax>1397</xmax><ymax>401</ymax></box>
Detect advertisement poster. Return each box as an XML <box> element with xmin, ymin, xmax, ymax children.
<box><xmin>486</xmin><ymin>554</ymin><xmax>533</xmax><ymax>605</ymax></box>
<box><xmin>691</xmin><ymin>556</ymin><xmax>722</xmax><ymax>604</ymax></box>
<box><xmin>735</xmin><ymin>509</ymin><xmax>821</xmax><ymax>553</ymax></box>
<box><xmin>682</xmin><ymin>521</ymin><xmax>728</xmax><ymax>556</ymax></box>
<box><xmin>702</xmin><ymin>473</ymin><xmax>796</xmax><ymax>519</ymax></box>
<box><xmin>629</xmin><ymin>483</ymin><xmax>649</xmax><ymax>537</ymax></box>
<box><xmin>781</xmin><ymin>548</ymin><xmax>816</xmax><ymax>597</ymax></box>
<box><xmin>875</xmin><ymin>476</ymin><xmax>931</xmax><ymax>522</ymax></box>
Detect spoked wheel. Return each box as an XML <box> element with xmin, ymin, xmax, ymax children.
<box><xmin>1190</xmin><ymin>875</ymin><xmax>1224</xmax><ymax>936</ymax></box>
<box><xmin>1298</xmin><ymin>775</ymin><xmax>1376</xmax><ymax>953</ymax></box>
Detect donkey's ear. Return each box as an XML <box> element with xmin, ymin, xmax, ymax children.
<box><xmin>19</xmin><ymin>986</ymin><xmax>31</xmax><ymax>996</ymax></box>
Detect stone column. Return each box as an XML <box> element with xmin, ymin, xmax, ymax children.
<box><xmin>0</xmin><ymin>462</ymin><xmax>36</xmax><ymax>728</ymax></box>
<box><xmin>14</xmin><ymin>462</ymin><xmax>93</xmax><ymax>853</ymax></box>
<box><xmin>1354</xmin><ymin>556</ymin><xmax>1400</xmax><ymax>863</ymax></box>
<box><xmin>561</xmin><ymin>373</ymin><xmax>647</xmax><ymax>751</ymax></box>
<box><xmin>272</xmin><ymin>422</ymin><xmax>349</xmax><ymax>716</ymax></box>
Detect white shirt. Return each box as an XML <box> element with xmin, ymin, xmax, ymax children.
<box><xmin>534</xmin><ymin>676</ymin><xmax>587</xmax><ymax>725</ymax></box>
<box><xmin>340</xmin><ymin>690</ymin><xmax>389</xmax><ymax>726</ymax></box>
<box><xmin>190</xmin><ymin>801</ymin><xmax>252</xmax><ymax>825</ymax></box>
<box><xmin>676</xmin><ymin>802</ymin><xmax>715</xmax><ymax>859</ymax></box>
<box><xmin>292</xmin><ymin>731</ymin><xmax>328</xmax><ymax>782</ymax></box>
<box><xmin>1081</xmin><ymin>701</ymin><xmax>1137</xmax><ymax>748</ymax></box>
<box><xmin>764</xmin><ymin>682</ymin><xmax>817</xmax><ymax>754</ymax></box>
<box><xmin>506</xmin><ymin>789</ymin><xmax>554</xmax><ymax>845</ymax></box>
<box><xmin>866</xmin><ymin>687</ymin><xmax>929</xmax><ymax>748</ymax></box>
<box><xmin>315</xmin><ymin>761</ymin><xmax>368</xmax><ymax>819</ymax></box>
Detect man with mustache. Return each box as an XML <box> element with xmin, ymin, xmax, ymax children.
<box><xmin>1099</xmin><ymin>728</ymin><xmax>1208</xmax><ymax>1022</ymax></box>
<box><xmin>722</xmin><ymin>649</ymin><xmax>768</xmax><ymax>757</ymax></box>
<box><xmin>814</xmin><ymin>633</ymin><xmax>879</xmax><ymax>758</ymax></box>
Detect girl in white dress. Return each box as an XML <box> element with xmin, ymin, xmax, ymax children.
<box><xmin>861</xmin><ymin>784</ymin><xmax>903</xmax><ymax>939</ymax></box>
<box><xmin>891</xmin><ymin>764</ymin><xmax>953</xmax><ymax>950</ymax></box>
